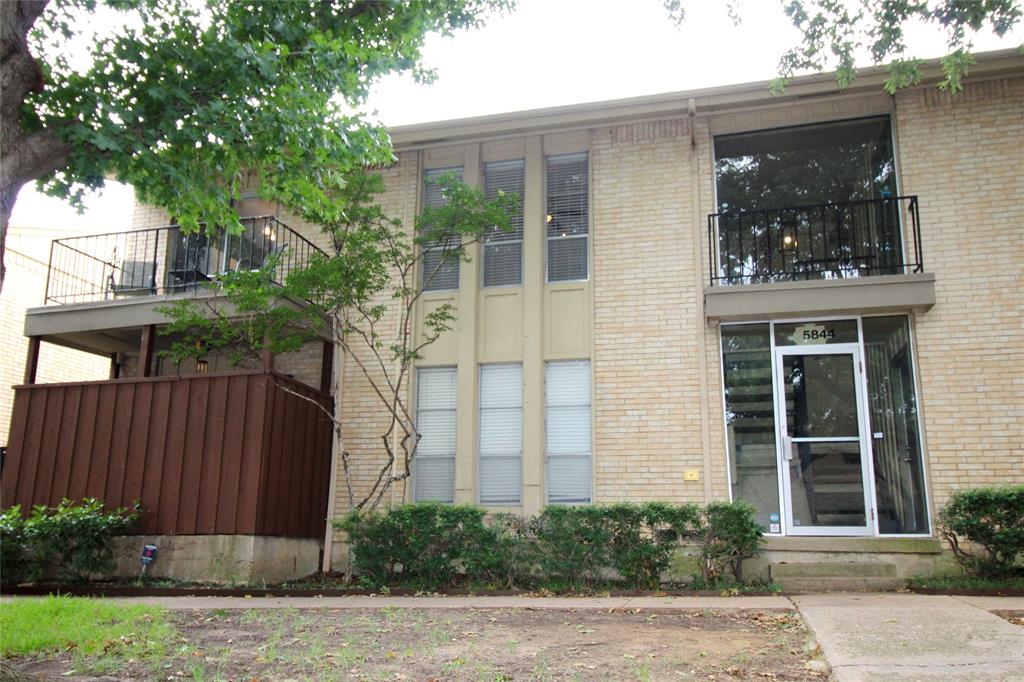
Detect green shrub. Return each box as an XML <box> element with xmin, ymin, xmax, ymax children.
<box><xmin>0</xmin><ymin>506</ymin><xmax>30</xmax><ymax>587</ymax></box>
<box><xmin>528</xmin><ymin>505</ymin><xmax>611</xmax><ymax>589</ymax></box>
<box><xmin>474</xmin><ymin>513</ymin><xmax>536</xmax><ymax>589</ymax></box>
<box><xmin>336</xmin><ymin>502</ymin><xmax>502</xmax><ymax>590</ymax></box>
<box><xmin>0</xmin><ymin>499</ymin><xmax>139</xmax><ymax>585</ymax></box>
<box><xmin>938</xmin><ymin>486</ymin><xmax>1024</xmax><ymax>578</ymax></box>
<box><xmin>603</xmin><ymin>502</ymin><xmax>700</xmax><ymax>590</ymax></box>
<box><xmin>335</xmin><ymin>500</ymin><xmax>763</xmax><ymax>591</ymax></box>
<box><xmin>693</xmin><ymin>501</ymin><xmax>764</xmax><ymax>584</ymax></box>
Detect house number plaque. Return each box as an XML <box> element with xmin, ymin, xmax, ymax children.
<box><xmin>789</xmin><ymin>323</ymin><xmax>836</xmax><ymax>345</ymax></box>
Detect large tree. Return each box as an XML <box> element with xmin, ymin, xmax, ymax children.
<box><xmin>665</xmin><ymin>1</ymin><xmax>1022</xmax><ymax>93</ymax></box>
<box><xmin>0</xmin><ymin>0</ymin><xmax>511</xmax><ymax>286</ymax></box>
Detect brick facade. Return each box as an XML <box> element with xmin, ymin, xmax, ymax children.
<box><xmin>327</xmin><ymin>68</ymin><xmax>1022</xmax><ymax>555</ymax></box>
<box><xmin>0</xmin><ymin>234</ymin><xmax>110</xmax><ymax>446</ymax></box>
<box><xmin>894</xmin><ymin>77</ymin><xmax>1024</xmax><ymax>510</ymax></box>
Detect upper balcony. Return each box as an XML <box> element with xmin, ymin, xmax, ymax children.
<box><xmin>24</xmin><ymin>216</ymin><xmax>325</xmax><ymax>353</ymax></box>
<box><xmin>704</xmin><ymin>195</ymin><xmax>935</xmax><ymax>320</ymax></box>
<box><xmin>703</xmin><ymin>116</ymin><xmax>936</xmax><ymax>321</ymax></box>
<box><xmin>707</xmin><ymin>195</ymin><xmax>922</xmax><ymax>286</ymax></box>
<box><xmin>43</xmin><ymin>216</ymin><xmax>320</xmax><ymax>306</ymax></box>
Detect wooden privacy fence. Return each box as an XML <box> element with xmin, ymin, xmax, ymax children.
<box><xmin>1</xmin><ymin>371</ymin><xmax>332</xmax><ymax>539</ymax></box>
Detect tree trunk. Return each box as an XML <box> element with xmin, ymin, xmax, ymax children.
<box><xmin>0</xmin><ymin>0</ymin><xmax>60</xmax><ymax>291</ymax></box>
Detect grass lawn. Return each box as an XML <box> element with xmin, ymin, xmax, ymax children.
<box><xmin>2</xmin><ymin>600</ymin><xmax>820</xmax><ymax>681</ymax></box>
<box><xmin>1</xmin><ymin>596</ymin><xmax>177</xmax><ymax>677</ymax></box>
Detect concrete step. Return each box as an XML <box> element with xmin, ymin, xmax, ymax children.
<box><xmin>771</xmin><ymin>561</ymin><xmax>898</xmax><ymax>578</ymax></box>
<box><xmin>777</xmin><ymin>576</ymin><xmax>906</xmax><ymax>593</ymax></box>
<box><xmin>762</xmin><ymin>536</ymin><xmax>943</xmax><ymax>554</ymax></box>
<box><xmin>771</xmin><ymin>561</ymin><xmax>904</xmax><ymax>593</ymax></box>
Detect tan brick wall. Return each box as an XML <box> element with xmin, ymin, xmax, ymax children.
<box><xmin>894</xmin><ymin>76</ymin><xmax>1024</xmax><ymax>511</ymax></box>
<box><xmin>332</xmin><ymin>152</ymin><xmax>419</xmax><ymax>521</ymax></box>
<box><xmin>591</xmin><ymin>119</ymin><xmax>707</xmax><ymax>502</ymax></box>
<box><xmin>0</xmin><ymin>241</ymin><xmax>109</xmax><ymax>446</ymax></box>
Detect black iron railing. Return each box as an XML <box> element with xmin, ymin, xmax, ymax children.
<box><xmin>45</xmin><ymin>216</ymin><xmax>322</xmax><ymax>305</ymax></box>
<box><xmin>707</xmin><ymin>196</ymin><xmax>922</xmax><ymax>286</ymax></box>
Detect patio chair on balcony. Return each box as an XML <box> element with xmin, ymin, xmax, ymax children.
<box><xmin>108</xmin><ymin>260</ymin><xmax>157</xmax><ymax>298</ymax></box>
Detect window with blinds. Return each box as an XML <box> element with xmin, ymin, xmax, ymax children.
<box><xmin>414</xmin><ymin>367</ymin><xmax>457</xmax><ymax>502</ymax></box>
<box><xmin>546</xmin><ymin>152</ymin><xmax>589</xmax><ymax>282</ymax></box>
<box><xmin>478</xmin><ymin>363</ymin><xmax>523</xmax><ymax>505</ymax></box>
<box><xmin>422</xmin><ymin>167</ymin><xmax>463</xmax><ymax>291</ymax></box>
<box><xmin>545</xmin><ymin>360</ymin><xmax>592</xmax><ymax>504</ymax></box>
<box><xmin>483</xmin><ymin>159</ymin><xmax>525</xmax><ymax>287</ymax></box>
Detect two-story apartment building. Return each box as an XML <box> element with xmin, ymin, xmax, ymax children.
<box><xmin>3</xmin><ymin>49</ymin><xmax>1022</xmax><ymax>583</ymax></box>
<box><xmin>325</xmin><ymin>48</ymin><xmax>1022</xmax><ymax>578</ymax></box>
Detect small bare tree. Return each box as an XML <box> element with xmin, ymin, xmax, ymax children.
<box><xmin>161</xmin><ymin>170</ymin><xmax>515</xmax><ymax>512</ymax></box>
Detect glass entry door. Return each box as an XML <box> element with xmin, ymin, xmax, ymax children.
<box><xmin>774</xmin><ymin>345</ymin><xmax>873</xmax><ymax>535</ymax></box>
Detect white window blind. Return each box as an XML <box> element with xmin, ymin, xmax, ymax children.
<box><xmin>478</xmin><ymin>363</ymin><xmax>523</xmax><ymax>505</ymax></box>
<box><xmin>545</xmin><ymin>360</ymin><xmax>592</xmax><ymax>504</ymax></box>
<box><xmin>414</xmin><ymin>367</ymin><xmax>457</xmax><ymax>502</ymax></box>
<box><xmin>546</xmin><ymin>153</ymin><xmax>589</xmax><ymax>282</ymax></box>
<box><xmin>483</xmin><ymin>159</ymin><xmax>525</xmax><ymax>287</ymax></box>
<box><xmin>422</xmin><ymin>167</ymin><xmax>463</xmax><ymax>291</ymax></box>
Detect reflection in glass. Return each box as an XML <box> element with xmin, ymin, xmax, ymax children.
<box><xmin>863</xmin><ymin>316</ymin><xmax>929</xmax><ymax>534</ymax></box>
<box><xmin>714</xmin><ymin>116</ymin><xmax>902</xmax><ymax>283</ymax></box>
<box><xmin>787</xmin><ymin>442</ymin><xmax>866</xmax><ymax>527</ymax></box>
<box><xmin>783</xmin><ymin>354</ymin><xmax>859</xmax><ymax>438</ymax></box>
<box><xmin>722</xmin><ymin>325</ymin><xmax>778</xmax><ymax>530</ymax></box>
<box><xmin>774</xmin><ymin>319</ymin><xmax>858</xmax><ymax>346</ymax></box>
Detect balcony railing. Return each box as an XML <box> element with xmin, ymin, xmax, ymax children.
<box><xmin>707</xmin><ymin>196</ymin><xmax>922</xmax><ymax>286</ymax></box>
<box><xmin>44</xmin><ymin>216</ymin><xmax>323</xmax><ymax>305</ymax></box>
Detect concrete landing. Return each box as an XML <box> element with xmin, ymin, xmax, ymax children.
<box><xmin>794</xmin><ymin>593</ymin><xmax>1024</xmax><ymax>681</ymax></box>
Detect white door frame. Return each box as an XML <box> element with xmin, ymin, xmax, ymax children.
<box><xmin>772</xmin><ymin>342</ymin><xmax>875</xmax><ymax>536</ymax></box>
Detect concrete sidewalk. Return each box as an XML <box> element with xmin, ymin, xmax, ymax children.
<box><xmin>102</xmin><ymin>594</ymin><xmax>794</xmax><ymax>610</ymax></box>
<box><xmin>794</xmin><ymin>593</ymin><xmax>1024</xmax><ymax>681</ymax></box>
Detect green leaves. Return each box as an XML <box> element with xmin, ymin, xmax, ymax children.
<box><xmin>336</xmin><ymin>500</ymin><xmax>765</xmax><ymax>591</ymax></box>
<box><xmin>0</xmin><ymin>499</ymin><xmax>140</xmax><ymax>585</ymax></box>
<box><xmin>701</xmin><ymin>1</ymin><xmax>1022</xmax><ymax>95</ymax></box>
<box><xmin>938</xmin><ymin>485</ymin><xmax>1024</xmax><ymax>578</ymax></box>
<box><xmin>21</xmin><ymin>0</ymin><xmax>512</xmax><ymax>227</ymax></box>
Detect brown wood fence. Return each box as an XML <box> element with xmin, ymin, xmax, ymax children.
<box><xmin>1</xmin><ymin>371</ymin><xmax>332</xmax><ymax>538</ymax></box>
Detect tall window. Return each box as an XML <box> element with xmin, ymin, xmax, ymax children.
<box><xmin>483</xmin><ymin>159</ymin><xmax>525</xmax><ymax>287</ymax></box>
<box><xmin>721</xmin><ymin>324</ymin><xmax>780</xmax><ymax>531</ymax></box>
<box><xmin>546</xmin><ymin>153</ymin><xmax>588</xmax><ymax>282</ymax></box>
<box><xmin>478</xmin><ymin>364</ymin><xmax>523</xmax><ymax>504</ymax></box>
<box><xmin>414</xmin><ymin>367</ymin><xmax>457</xmax><ymax>502</ymax></box>
<box><xmin>545</xmin><ymin>360</ymin><xmax>591</xmax><ymax>503</ymax></box>
<box><xmin>421</xmin><ymin>167</ymin><xmax>463</xmax><ymax>291</ymax></box>
<box><xmin>863</xmin><ymin>316</ymin><xmax>929</xmax><ymax>534</ymax></box>
<box><xmin>713</xmin><ymin>117</ymin><xmax>901</xmax><ymax>284</ymax></box>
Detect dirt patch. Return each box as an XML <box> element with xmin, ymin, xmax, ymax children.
<box><xmin>994</xmin><ymin>610</ymin><xmax>1024</xmax><ymax>628</ymax></box>
<box><xmin>11</xmin><ymin>607</ymin><xmax>820</xmax><ymax>681</ymax></box>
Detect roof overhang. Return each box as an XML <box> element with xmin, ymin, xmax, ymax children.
<box><xmin>390</xmin><ymin>49</ymin><xmax>1024</xmax><ymax>148</ymax></box>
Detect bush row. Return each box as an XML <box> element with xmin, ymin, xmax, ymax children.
<box><xmin>1</xmin><ymin>499</ymin><xmax>139</xmax><ymax>586</ymax></box>
<box><xmin>336</xmin><ymin>501</ymin><xmax>764</xmax><ymax>591</ymax></box>
<box><xmin>937</xmin><ymin>485</ymin><xmax>1024</xmax><ymax>579</ymax></box>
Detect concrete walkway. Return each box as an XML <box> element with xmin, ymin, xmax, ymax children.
<box><xmin>103</xmin><ymin>594</ymin><xmax>794</xmax><ymax>610</ymax></box>
<box><xmin>794</xmin><ymin>593</ymin><xmax>1024</xmax><ymax>681</ymax></box>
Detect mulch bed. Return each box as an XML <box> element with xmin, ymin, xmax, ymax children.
<box><xmin>1</xmin><ymin>583</ymin><xmax>782</xmax><ymax>598</ymax></box>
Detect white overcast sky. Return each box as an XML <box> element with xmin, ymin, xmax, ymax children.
<box><xmin>10</xmin><ymin>0</ymin><xmax>1021</xmax><ymax>232</ymax></box>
